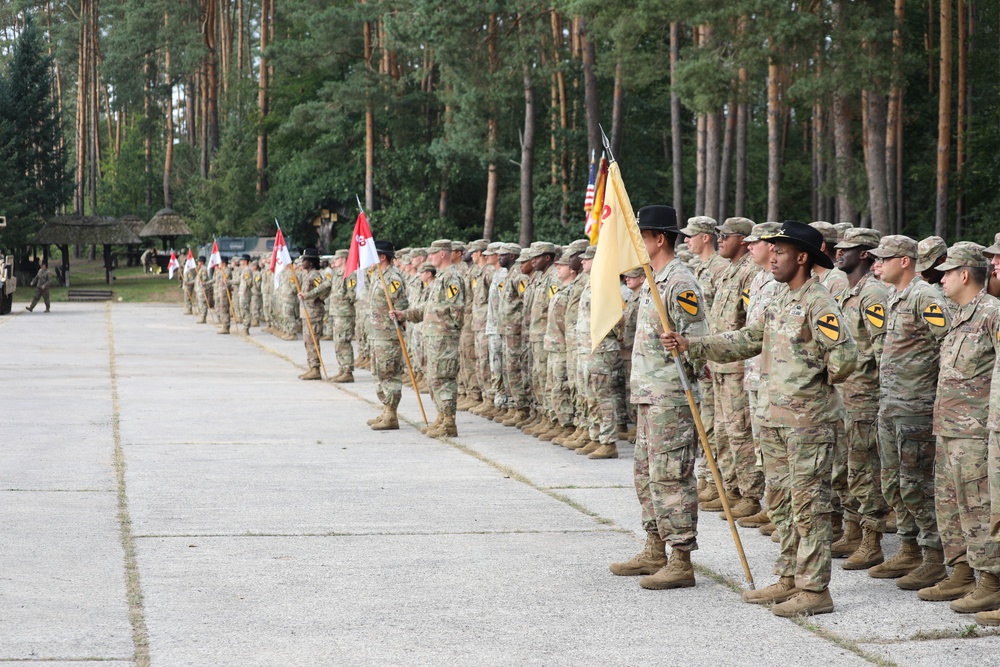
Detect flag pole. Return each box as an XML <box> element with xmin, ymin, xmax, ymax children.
<box><xmin>601</xmin><ymin>128</ymin><xmax>755</xmax><ymax>590</ymax></box>
<box><xmin>357</xmin><ymin>195</ymin><xmax>428</xmax><ymax>425</ymax></box>
<box><xmin>276</xmin><ymin>220</ymin><xmax>329</xmax><ymax>380</ymax></box>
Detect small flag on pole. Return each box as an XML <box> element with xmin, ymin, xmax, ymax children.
<box><xmin>184</xmin><ymin>249</ymin><xmax>196</xmax><ymax>272</ymax></box>
<box><xmin>585</xmin><ymin>153</ymin><xmax>609</xmax><ymax>245</ymax></box>
<box><xmin>344</xmin><ymin>208</ymin><xmax>380</xmax><ymax>296</ymax></box>
<box><xmin>583</xmin><ymin>150</ymin><xmax>597</xmax><ymax>212</ymax></box>
<box><xmin>167</xmin><ymin>251</ymin><xmax>180</xmax><ymax>279</ymax></box>
<box><xmin>207</xmin><ymin>240</ymin><xmax>222</xmax><ymax>275</ymax></box>
<box><xmin>270</xmin><ymin>226</ymin><xmax>293</xmax><ymax>288</ymax></box>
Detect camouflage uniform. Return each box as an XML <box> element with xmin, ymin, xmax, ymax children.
<box><xmin>565</xmin><ymin>270</ymin><xmax>589</xmax><ymax>425</ymax></box>
<box><xmin>213</xmin><ymin>262</ymin><xmax>232</xmax><ymax>332</ymax></box>
<box><xmin>528</xmin><ymin>250</ymin><xmax>560</xmax><ymax>419</ymax></box>
<box><xmin>331</xmin><ymin>269</ymin><xmax>358</xmax><ymax>373</ymax></box>
<box><xmin>250</xmin><ymin>266</ymin><xmax>263</xmax><ymax>326</ymax></box>
<box><xmin>691</xmin><ymin>251</ymin><xmax>728</xmax><ymax>482</ymax></box>
<box><xmin>261</xmin><ymin>263</ymin><xmax>274</xmax><ymax>330</ymax></box>
<box><xmin>472</xmin><ymin>261</ymin><xmax>494</xmax><ymax>403</ymax></box>
<box><xmin>934</xmin><ymin>287</ymin><xmax>1000</xmax><ymax>572</ymax></box>
<box><xmin>238</xmin><ymin>263</ymin><xmax>253</xmax><ymax>334</ymax></box>
<box><xmin>27</xmin><ymin>266</ymin><xmax>52</xmax><ymax>312</ymax></box>
<box><xmin>400</xmin><ymin>262</ymin><xmax>465</xmax><ymax>417</ymax></box>
<box><xmin>182</xmin><ymin>264</ymin><xmax>197</xmax><ymax>314</ymax></box>
<box><xmin>743</xmin><ymin>267</ymin><xmax>779</xmax><ymax>458</ymax></box>
<box><xmin>460</xmin><ymin>259</ymin><xmax>481</xmax><ymax>402</ymax></box>
<box><xmin>499</xmin><ymin>261</ymin><xmax>531</xmax><ymax>410</ymax></box>
<box><xmin>620</xmin><ymin>275</ymin><xmax>643</xmax><ymax>424</ymax></box>
<box><xmin>356</xmin><ymin>268</ymin><xmax>373</xmax><ymax>362</ymax></box>
<box><xmin>579</xmin><ymin>280</ymin><xmax>622</xmax><ymax>445</ymax></box>
<box><xmin>299</xmin><ymin>265</ymin><xmax>331</xmax><ymax>371</ymax></box>
<box><xmin>878</xmin><ymin>276</ymin><xmax>950</xmax><ymax>552</ymax></box>
<box><xmin>708</xmin><ymin>250</ymin><xmax>764</xmax><ymax>502</ymax></box>
<box><xmin>631</xmin><ymin>257</ymin><xmax>709</xmax><ymax>549</ymax></box>
<box><xmin>545</xmin><ymin>273</ymin><xmax>573</xmax><ymax>427</ymax></box>
<box><xmin>486</xmin><ymin>261</ymin><xmax>509</xmax><ymax>410</ymax></box>
<box><xmin>369</xmin><ymin>265</ymin><xmax>409</xmax><ymax>409</ymax></box>
<box><xmin>690</xmin><ymin>277</ymin><xmax>857</xmax><ymax>592</ymax></box>
<box><xmin>194</xmin><ymin>263</ymin><xmax>213</xmax><ymax>323</ymax></box>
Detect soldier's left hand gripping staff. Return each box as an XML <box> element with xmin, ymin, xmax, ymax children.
<box><xmin>663</xmin><ymin>220</ymin><xmax>857</xmax><ymax>617</ymax></box>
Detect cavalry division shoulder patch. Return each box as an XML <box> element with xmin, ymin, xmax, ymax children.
<box><xmin>313</xmin><ymin>277</ymin><xmax>322</xmax><ymax>288</ymax></box>
<box><xmin>741</xmin><ymin>288</ymin><xmax>750</xmax><ymax>308</ymax></box>
<box><xmin>817</xmin><ymin>314</ymin><xmax>841</xmax><ymax>342</ymax></box>
<box><xmin>865</xmin><ymin>304</ymin><xmax>886</xmax><ymax>328</ymax></box>
<box><xmin>347</xmin><ymin>277</ymin><xmax>357</xmax><ymax>289</ymax></box>
<box><xmin>497</xmin><ymin>281</ymin><xmax>505</xmax><ymax>292</ymax></box>
<box><xmin>472</xmin><ymin>278</ymin><xmax>478</xmax><ymax>289</ymax></box>
<box><xmin>923</xmin><ymin>303</ymin><xmax>946</xmax><ymax>327</ymax></box>
<box><xmin>389</xmin><ymin>279</ymin><xmax>401</xmax><ymax>294</ymax></box>
<box><xmin>518</xmin><ymin>279</ymin><xmax>527</xmax><ymax>294</ymax></box>
<box><xmin>447</xmin><ymin>283</ymin><xmax>460</xmax><ymax>300</ymax></box>
<box><xmin>677</xmin><ymin>290</ymin><xmax>699</xmax><ymax>316</ymax></box>
<box><xmin>548</xmin><ymin>284</ymin><xmax>559</xmax><ymax>298</ymax></box>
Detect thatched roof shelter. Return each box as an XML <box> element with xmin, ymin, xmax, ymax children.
<box><xmin>31</xmin><ymin>216</ymin><xmax>141</xmax><ymax>245</ymax></box>
<box><xmin>120</xmin><ymin>214</ymin><xmax>146</xmax><ymax>238</ymax></box>
<box><xmin>139</xmin><ymin>208</ymin><xmax>191</xmax><ymax>238</ymax></box>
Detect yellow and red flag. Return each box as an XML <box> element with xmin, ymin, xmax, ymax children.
<box><xmin>584</xmin><ymin>154</ymin><xmax>608</xmax><ymax>244</ymax></box>
<box><xmin>589</xmin><ymin>160</ymin><xmax>649</xmax><ymax>350</ymax></box>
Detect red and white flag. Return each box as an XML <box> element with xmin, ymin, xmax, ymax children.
<box><xmin>344</xmin><ymin>210</ymin><xmax>379</xmax><ymax>295</ymax></box>
<box><xmin>184</xmin><ymin>249</ymin><xmax>196</xmax><ymax>272</ymax></box>
<box><xmin>270</xmin><ymin>227</ymin><xmax>293</xmax><ymax>288</ymax></box>
<box><xmin>167</xmin><ymin>251</ymin><xmax>180</xmax><ymax>279</ymax></box>
<box><xmin>207</xmin><ymin>240</ymin><xmax>222</xmax><ymax>275</ymax></box>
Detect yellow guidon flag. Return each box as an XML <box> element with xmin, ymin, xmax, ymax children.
<box><xmin>589</xmin><ymin>160</ymin><xmax>650</xmax><ymax>351</ymax></box>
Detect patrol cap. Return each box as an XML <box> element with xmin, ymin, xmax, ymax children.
<box><xmin>429</xmin><ymin>239</ymin><xmax>452</xmax><ymax>253</ymax></box>
<box><xmin>555</xmin><ymin>249</ymin><xmax>574</xmax><ymax>265</ymax></box>
<box><xmin>334</xmin><ymin>249</ymin><xmax>349</xmax><ymax>260</ymax></box>
<box><xmin>679</xmin><ymin>215</ymin><xmax>715</xmax><ymax>236</ymax></box>
<box><xmin>397</xmin><ymin>246</ymin><xmax>412</xmax><ymax>255</ymax></box>
<box><xmin>501</xmin><ymin>242</ymin><xmax>521</xmax><ymax>256</ymax></box>
<box><xmin>418</xmin><ymin>262</ymin><xmax>437</xmax><ymax>274</ymax></box>
<box><xmin>717</xmin><ymin>217</ymin><xmax>754</xmax><ymax>237</ymax></box>
<box><xmin>483</xmin><ymin>242</ymin><xmax>502</xmax><ymax>256</ymax></box>
<box><xmin>410</xmin><ymin>247</ymin><xmax>428</xmax><ymax>259</ymax></box>
<box><xmin>622</xmin><ymin>267</ymin><xmax>645</xmax><ymax>279</ymax></box>
<box><xmin>937</xmin><ymin>241</ymin><xmax>987</xmax><ymax>272</ymax></box>
<box><xmin>451</xmin><ymin>241</ymin><xmax>467</xmax><ymax>253</ymax></box>
<box><xmin>915</xmin><ymin>236</ymin><xmax>948</xmax><ymax>272</ymax></box>
<box><xmin>374</xmin><ymin>240</ymin><xmax>395</xmax><ymax>259</ymax></box>
<box><xmin>581</xmin><ymin>245</ymin><xmax>597</xmax><ymax>260</ymax></box>
<box><xmin>809</xmin><ymin>221</ymin><xmax>839</xmax><ymax>246</ymax></box>
<box><xmin>745</xmin><ymin>222</ymin><xmax>781</xmax><ymax>243</ymax></box>
<box><xmin>467</xmin><ymin>239</ymin><xmax>487</xmax><ymax>253</ymax></box>
<box><xmin>762</xmin><ymin>220</ymin><xmax>833</xmax><ymax>269</ymax></box>
<box><xmin>529</xmin><ymin>241</ymin><xmax>557</xmax><ymax>258</ymax></box>
<box><xmin>834</xmin><ymin>222</ymin><xmax>854</xmax><ymax>241</ymax></box>
<box><xmin>569</xmin><ymin>239</ymin><xmax>590</xmax><ymax>252</ymax></box>
<box><xmin>867</xmin><ymin>234</ymin><xmax>918</xmax><ymax>260</ymax></box>
<box><xmin>983</xmin><ymin>233</ymin><xmax>1000</xmax><ymax>257</ymax></box>
<box><xmin>835</xmin><ymin>228</ymin><xmax>882</xmax><ymax>250</ymax></box>
<box><xmin>516</xmin><ymin>248</ymin><xmax>532</xmax><ymax>262</ymax></box>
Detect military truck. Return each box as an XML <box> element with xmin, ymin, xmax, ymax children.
<box><xmin>0</xmin><ymin>216</ymin><xmax>13</xmax><ymax>314</ymax></box>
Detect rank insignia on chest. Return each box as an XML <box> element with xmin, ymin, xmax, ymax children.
<box><xmin>817</xmin><ymin>314</ymin><xmax>841</xmax><ymax>341</ymax></box>
<box><xmin>389</xmin><ymin>280</ymin><xmax>401</xmax><ymax>293</ymax></box>
<box><xmin>548</xmin><ymin>284</ymin><xmax>558</xmax><ymax>298</ymax></box>
<box><xmin>923</xmin><ymin>304</ymin><xmax>946</xmax><ymax>327</ymax></box>
<box><xmin>347</xmin><ymin>277</ymin><xmax>356</xmax><ymax>289</ymax></box>
<box><xmin>741</xmin><ymin>288</ymin><xmax>750</xmax><ymax>308</ymax></box>
<box><xmin>865</xmin><ymin>304</ymin><xmax>886</xmax><ymax>328</ymax></box>
<box><xmin>677</xmin><ymin>290</ymin><xmax>699</xmax><ymax>316</ymax></box>
<box><xmin>518</xmin><ymin>280</ymin><xmax>527</xmax><ymax>294</ymax></box>
<box><xmin>447</xmin><ymin>284</ymin><xmax>460</xmax><ymax>299</ymax></box>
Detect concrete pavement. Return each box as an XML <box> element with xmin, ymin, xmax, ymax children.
<box><xmin>1</xmin><ymin>302</ymin><xmax>998</xmax><ymax>666</ymax></box>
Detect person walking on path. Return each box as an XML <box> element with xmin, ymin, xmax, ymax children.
<box><xmin>26</xmin><ymin>261</ymin><xmax>52</xmax><ymax>312</ymax></box>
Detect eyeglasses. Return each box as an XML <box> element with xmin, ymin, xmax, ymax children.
<box><xmin>717</xmin><ymin>233</ymin><xmax>742</xmax><ymax>240</ymax></box>
<box><xmin>874</xmin><ymin>256</ymin><xmax>902</xmax><ymax>263</ymax></box>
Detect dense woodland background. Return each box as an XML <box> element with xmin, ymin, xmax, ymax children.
<box><xmin>0</xmin><ymin>0</ymin><xmax>997</xmax><ymax>253</ymax></box>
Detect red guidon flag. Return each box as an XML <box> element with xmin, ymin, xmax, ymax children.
<box><xmin>344</xmin><ymin>210</ymin><xmax>379</xmax><ymax>295</ymax></box>
<box><xmin>207</xmin><ymin>240</ymin><xmax>222</xmax><ymax>275</ymax></box>
<box><xmin>166</xmin><ymin>251</ymin><xmax>180</xmax><ymax>279</ymax></box>
<box><xmin>184</xmin><ymin>249</ymin><xmax>196</xmax><ymax>272</ymax></box>
<box><xmin>270</xmin><ymin>227</ymin><xmax>293</xmax><ymax>287</ymax></box>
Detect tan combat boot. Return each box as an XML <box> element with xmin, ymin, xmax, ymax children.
<box><xmin>884</xmin><ymin>509</ymin><xmax>898</xmax><ymax>533</ymax></box>
<box><xmin>427</xmin><ymin>415</ymin><xmax>458</xmax><ymax>438</ymax></box>
<box><xmin>975</xmin><ymin>608</ymin><xmax>1000</xmax><ymax>626</ymax></box>
<box><xmin>524</xmin><ymin>415</ymin><xmax>548</xmax><ymax>435</ymax></box>
<box><xmin>868</xmin><ymin>540</ymin><xmax>923</xmax><ymax>579</ymax></box>
<box><xmin>333</xmin><ymin>370</ymin><xmax>355</xmax><ymax>383</ymax></box>
<box><xmin>742</xmin><ymin>576</ymin><xmax>799</xmax><ymax>605</ymax></box>
<box><xmin>842</xmin><ymin>526</ymin><xmax>884</xmax><ymax>570</ymax></box>
<box><xmin>577</xmin><ymin>440</ymin><xmax>601</xmax><ymax>455</ymax></box>
<box><xmin>625</xmin><ymin>427</ymin><xmax>636</xmax><ymax>443</ymax></box>
<box><xmin>480</xmin><ymin>404</ymin><xmax>500</xmax><ymax>420</ymax></box>
<box><xmin>366</xmin><ymin>406</ymin><xmax>389</xmax><ymax>426</ymax></box>
<box><xmin>897</xmin><ymin>547</ymin><xmax>947</xmax><ymax>590</ymax></box>
<box><xmin>759</xmin><ymin>522</ymin><xmax>777</xmax><ymax>536</ymax></box>
<box><xmin>515</xmin><ymin>411</ymin><xmax>538</xmax><ymax>429</ymax></box>
<box><xmin>701</xmin><ymin>490</ymin><xmax>740</xmax><ymax>513</ymax></box>
<box><xmin>831</xmin><ymin>519</ymin><xmax>863</xmax><ymax>558</ymax></box>
<box><xmin>639</xmin><ymin>549</ymin><xmax>695</xmax><ymax>590</ymax></box>
<box><xmin>917</xmin><ymin>562</ymin><xmax>977</xmax><ymax>601</ymax></box>
<box><xmin>370</xmin><ymin>408</ymin><xmax>399</xmax><ymax>431</ymax></box>
<box><xmin>737</xmin><ymin>509</ymin><xmax>770</xmax><ymax>528</ymax></box>
<box><xmin>772</xmin><ymin>589</ymin><xmax>834</xmax><ymax>617</ymax></box>
<box><xmin>588</xmin><ymin>443</ymin><xmax>619</xmax><ymax>459</ymax></box>
<box><xmin>725</xmin><ymin>497</ymin><xmax>762</xmax><ymax>520</ymax></box>
<box><xmin>457</xmin><ymin>396</ymin><xmax>475</xmax><ymax>411</ymax></box>
<box><xmin>950</xmin><ymin>572</ymin><xmax>1000</xmax><ymax>613</ymax></box>
<box><xmin>698</xmin><ymin>482</ymin><xmax>720</xmax><ymax>504</ymax></box>
<box><xmin>538</xmin><ymin>421</ymin><xmax>565</xmax><ymax>442</ymax></box>
<box><xmin>495</xmin><ymin>407</ymin><xmax>516</xmax><ymax>424</ymax></box>
<box><xmin>552</xmin><ymin>427</ymin><xmax>576</xmax><ymax>446</ymax></box>
<box><xmin>299</xmin><ymin>367</ymin><xmax>322</xmax><ymax>380</ymax></box>
<box><xmin>420</xmin><ymin>414</ymin><xmax>444</xmax><ymax>434</ymax></box>
<box><xmin>503</xmin><ymin>408</ymin><xmax>529</xmax><ymax>427</ymax></box>
<box><xmin>697</xmin><ymin>478</ymin><xmax>708</xmax><ymax>496</ymax></box>
<box><xmin>609</xmin><ymin>533</ymin><xmax>667</xmax><ymax>576</ymax></box>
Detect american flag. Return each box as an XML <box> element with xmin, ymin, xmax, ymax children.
<box><xmin>583</xmin><ymin>150</ymin><xmax>597</xmax><ymax>212</ymax></box>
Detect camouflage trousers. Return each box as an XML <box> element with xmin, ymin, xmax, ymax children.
<box><xmin>935</xmin><ymin>435</ymin><xmax>1000</xmax><ymax>573</ymax></box>
<box><xmin>411</xmin><ymin>327</ymin><xmax>425</xmax><ymax>372</ymax></box>
<box><xmin>333</xmin><ymin>317</ymin><xmax>355</xmax><ymax>372</ymax></box>
<box><xmin>250</xmin><ymin>293</ymin><xmax>262</xmax><ymax>325</ymax></box>
<box><xmin>713</xmin><ymin>372</ymin><xmax>763</xmax><ymax>500</ymax></box>
<box><xmin>566</xmin><ymin>344</ymin><xmax>578</xmax><ymax>414</ymax></box>
<box><xmin>878</xmin><ymin>413</ymin><xmax>941</xmax><ymax>550</ymax></box>
<box><xmin>633</xmin><ymin>403</ymin><xmax>699</xmax><ymax>550</ymax></box>
<box><xmin>587</xmin><ymin>348</ymin><xmax>620</xmax><ymax>445</ymax></box>
<box><xmin>612</xmin><ymin>356</ymin><xmax>628</xmax><ymax>428</ymax></box>
<box><xmin>302</xmin><ymin>306</ymin><xmax>324</xmax><ymax>370</ymax></box>
<box><xmin>992</xmin><ymin>431</ymin><xmax>1000</xmax><ymax>542</ymax></box>
<box><xmin>182</xmin><ymin>286</ymin><xmax>193</xmax><ymax>314</ymax></box>
<box><xmin>830</xmin><ymin>417</ymin><xmax>857</xmax><ymax>521</ymax></box>
<box><xmin>215</xmin><ymin>289</ymin><xmax>231</xmax><ymax>330</ymax></box>
<box><xmin>425</xmin><ymin>335</ymin><xmax>461</xmax><ymax>417</ymax></box>
<box><xmin>474</xmin><ymin>329</ymin><xmax>492</xmax><ymax>401</ymax></box>
<box><xmin>573</xmin><ymin>348</ymin><xmax>589</xmax><ymax>425</ymax></box>
<box><xmin>621</xmin><ymin>357</ymin><xmax>635</xmax><ymax>425</ymax></box>
<box><xmin>370</xmin><ymin>337</ymin><xmax>403</xmax><ymax>409</ymax></box>
<box><xmin>356</xmin><ymin>315</ymin><xmax>370</xmax><ymax>362</ymax></box>
<box><xmin>502</xmin><ymin>334</ymin><xmax>530</xmax><ymax>409</ymax></box>
<box><xmin>844</xmin><ymin>415</ymin><xmax>889</xmax><ymax>530</ymax></box>
<box><xmin>531</xmin><ymin>342</ymin><xmax>548</xmax><ymax>417</ymax></box>
<box><xmin>488</xmin><ymin>334</ymin><xmax>508</xmax><ymax>410</ymax></box>
<box><xmin>458</xmin><ymin>323</ymin><xmax>478</xmax><ymax>400</ymax></box>
<box><xmin>546</xmin><ymin>350</ymin><xmax>573</xmax><ymax>427</ymax></box>
<box><xmin>28</xmin><ymin>287</ymin><xmax>50</xmax><ymax>311</ymax></box>
<box><xmin>696</xmin><ymin>376</ymin><xmax>717</xmax><ymax>482</ymax></box>
<box><xmin>760</xmin><ymin>423</ymin><xmax>834</xmax><ymax>593</ymax></box>
<box><xmin>240</xmin><ymin>291</ymin><xmax>252</xmax><ymax>333</ymax></box>
<box><xmin>195</xmin><ymin>288</ymin><xmax>210</xmax><ymax>323</ymax></box>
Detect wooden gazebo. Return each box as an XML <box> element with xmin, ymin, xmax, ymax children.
<box><xmin>31</xmin><ymin>216</ymin><xmax>141</xmax><ymax>285</ymax></box>
<box><xmin>139</xmin><ymin>208</ymin><xmax>191</xmax><ymax>250</ymax></box>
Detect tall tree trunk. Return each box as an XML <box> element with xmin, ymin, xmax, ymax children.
<box><xmin>955</xmin><ymin>0</ymin><xmax>967</xmax><ymax>237</ymax></box>
<box><xmin>886</xmin><ymin>0</ymin><xmax>905</xmax><ymax>232</ymax></box>
<box><xmin>735</xmin><ymin>70</ymin><xmax>747</xmax><ymax>218</ymax></box>
<box><xmin>483</xmin><ymin>13</ymin><xmax>500</xmax><ymax>241</ymax></box>
<box><xmin>74</xmin><ymin>0</ymin><xmax>90</xmax><ymax>215</ymax></box>
<box><xmin>163</xmin><ymin>13</ymin><xmax>174</xmax><ymax>209</ymax></box>
<box><xmin>610</xmin><ymin>57</ymin><xmax>624</xmax><ymax>159</ymax></box>
<box><xmin>766</xmin><ymin>46</ymin><xmax>781</xmax><ymax>222</ymax></box>
<box><xmin>832</xmin><ymin>92</ymin><xmax>854</xmax><ymax>223</ymax></box>
<box><xmin>695</xmin><ymin>113</ymin><xmax>705</xmax><ymax>216</ymax></box>
<box><xmin>670</xmin><ymin>22</ymin><xmax>683</xmax><ymax>221</ymax></box>
<box><xmin>520</xmin><ymin>63</ymin><xmax>536</xmax><ymax>246</ymax></box>
<box><xmin>935</xmin><ymin>0</ymin><xmax>952</xmax><ymax>237</ymax></box>
<box><xmin>257</xmin><ymin>0</ymin><xmax>270</xmax><ymax>194</ymax></box>
<box><xmin>580</xmin><ymin>22</ymin><xmax>601</xmax><ymax>159</ymax></box>
<box><xmin>719</xmin><ymin>102</ymin><xmax>736</xmax><ymax>221</ymax></box>
<box><xmin>865</xmin><ymin>88</ymin><xmax>891</xmax><ymax>233</ymax></box>
<box><xmin>362</xmin><ymin>13</ymin><xmax>374</xmax><ymax>211</ymax></box>
<box><xmin>705</xmin><ymin>111</ymin><xmax>721</xmax><ymax>220</ymax></box>
<box><xmin>203</xmin><ymin>0</ymin><xmax>219</xmax><ymax>153</ymax></box>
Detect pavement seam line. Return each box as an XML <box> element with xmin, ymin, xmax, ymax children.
<box><xmin>106</xmin><ymin>303</ymin><xmax>151</xmax><ymax>667</ymax></box>
<box><xmin>131</xmin><ymin>528</ymin><xmax>616</xmax><ymax>539</ymax></box>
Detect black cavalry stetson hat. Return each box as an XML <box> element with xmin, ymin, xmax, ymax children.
<box><xmin>374</xmin><ymin>240</ymin><xmax>395</xmax><ymax>259</ymax></box>
<box><xmin>636</xmin><ymin>205</ymin><xmax>679</xmax><ymax>233</ymax></box>
<box><xmin>301</xmin><ymin>247</ymin><xmax>321</xmax><ymax>261</ymax></box>
<box><xmin>762</xmin><ymin>220</ymin><xmax>834</xmax><ymax>270</ymax></box>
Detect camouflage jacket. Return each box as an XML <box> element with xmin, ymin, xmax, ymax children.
<box><xmin>564</xmin><ymin>272</ymin><xmax>588</xmax><ymax>355</ymax></box>
<box><xmin>620</xmin><ymin>286</ymin><xmax>642</xmax><ymax>360</ymax></box>
<box><xmin>183</xmin><ymin>266</ymin><xmax>197</xmax><ymax>289</ymax></box>
<box><xmin>576</xmin><ymin>280</ymin><xmax>619</xmax><ymax>355</ymax></box>
<box><xmin>485</xmin><ymin>266</ymin><xmax>507</xmax><ymax>336</ymax></box>
<box><xmin>689</xmin><ymin>277</ymin><xmax>857</xmax><ymax>427</ymax></box>
<box><xmin>815</xmin><ymin>266</ymin><xmax>850</xmax><ymax>304</ymax></box>
<box><xmin>743</xmin><ymin>269</ymin><xmax>778</xmax><ymax>391</ymax></box>
<box><xmin>367</xmin><ymin>266</ymin><xmax>408</xmax><ymax>340</ymax></box>
<box><xmin>237</xmin><ymin>266</ymin><xmax>254</xmax><ymax>295</ymax></box>
<box><xmin>935</xmin><ymin>289</ymin><xmax>1000</xmax><ymax>438</ymax></box>
<box><xmin>838</xmin><ymin>272</ymin><xmax>889</xmax><ymax>417</ymax></box>
<box><xmin>471</xmin><ymin>264</ymin><xmax>494</xmax><ymax>332</ymax></box>
<box><xmin>708</xmin><ymin>252</ymin><xmax>760</xmax><ymax>374</ymax></box>
<box><xmin>195</xmin><ymin>266</ymin><xmax>211</xmax><ymax>294</ymax></box>
<box><xmin>330</xmin><ymin>270</ymin><xmax>357</xmax><ymax>318</ymax></box>
<box><xmin>526</xmin><ymin>265</ymin><xmax>556</xmax><ymax>343</ymax></box>
<box><xmin>250</xmin><ymin>269</ymin><xmax>263</xmax><ymax>296</ymax></box>
<box><xmin>630</xmin><ymin>258</ymin><xmax>708</xmax><ymax>407</ymax></box>
<box><xmin>544</xmin><ymin>279</ymin><xmax>572</xmax><ymax>352</ymax></box>
<box><xmin>692</xmin><ymin>252</ymin><xmax>729</xmax><ymax>312</ymax></box>
<box><xmin>31</xmin><ymin>267</ymin><xmax>51</xmax><ymax>290</ymax></box>
<box><xmin>300</xmin><ymin>268</ymin><xmax>331</xmax><ymax>317</ymax></box>
<box><xmin>879</xmin><ymin>276</ymin><xmax>951</xmax><ymax>418</ymax></box>
<box><xmin>498</xmin><ymin>266</ymin><xmax>529</xmax><ymax>337</ymax></box>
<box><xmin>401</xmin><ymin>264</ymin><xmax>465</xmax><ymax>337</ymax></box>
